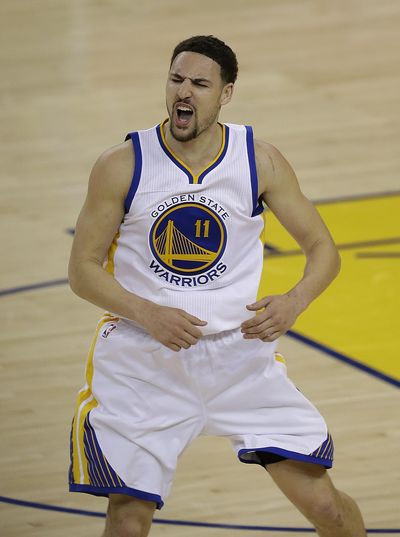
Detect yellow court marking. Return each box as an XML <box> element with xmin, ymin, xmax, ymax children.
<box><xmin>259</xmin><ymin>194</ymin><xmax>400</xmax><ymax>382</ymax></box>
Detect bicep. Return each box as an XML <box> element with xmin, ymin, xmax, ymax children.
<box><xmin>70</xmin><ymin>194</ymin><xmax>124</xmax><ymax>268</ymax></box>
<box><xmin>69</xmin><ymin>147</ymin><xmax>132</xmax><ymax>269</ymax></box>
<box><xmin>261</xmin><ymin>146</ymin><xmax>334</xmax><ymax>253</ymax></box>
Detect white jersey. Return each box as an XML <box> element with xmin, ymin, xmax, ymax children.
<box><xmin>106</xmin><ymin>121</ymin><xmax>265</xmax><ymax>335</ymax></box>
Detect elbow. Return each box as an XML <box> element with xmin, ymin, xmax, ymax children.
<box><xmin>68</xmin><ymin>256</ymin><xmax>103</xmax><ymax>299</ymax></box>
<box><xmin>68</xmin><ymin>271</ymin><xmax>80</xmax><ymax>298</ymax></box>
<box><xmin>68</xmin><ymin>260</ymin><xmax>85</xmax><ymax>298</ymax></box>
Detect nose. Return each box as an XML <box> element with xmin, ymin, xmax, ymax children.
<box><xmin>177</xmin><ymin>78</ymin><xmax>192</xmax><ymax>100</ymax></box>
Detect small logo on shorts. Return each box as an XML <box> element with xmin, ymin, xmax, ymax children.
<box><xmin>102</xmin><ymin>323</ymin><xmax>117</xmax><ymax>338</ymax></box>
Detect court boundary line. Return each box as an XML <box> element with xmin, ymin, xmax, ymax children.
<box><xmin>0</xmin><ymin>278</ymin><xmax>68</xmax><ymax>297</ymax></box>
<box><xmin>1</xmin><ymin>495</ymin><xmax>399</xmax><ymax>534</ymax></box>
<box><xmin>287</xmin><ymin>330</ymin><xmax>399</xmax><ymax>388</ymax></box>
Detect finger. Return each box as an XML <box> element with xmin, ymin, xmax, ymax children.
<box><xmin>181</xmin><ymin>311</ymin><xmax>208</xmax><ymax>326</ymax></box>
<box><xmin>262</xmin><ymin>330</ymin><xmax>281</xmax><ymax>342</ymax></box>
<box><xmin>241</xmin><ymin>311</ymin><xmax>273</xmax><ymax>329</ymax></box>
<box><xmin>245</xmin><ymin>297</ymin><xmax>272</xmax><ymax>311</ymax></box>
<box><xmin>243</xmin><ymin>327</ymin><xmax>280</xmax><ymax>340</ymax></box>
<box><xmin>180</xmin><ymin>315</ymin><xmax>207</xmax><ymax>339</ymax></box>
<box><xmin>169</xmin><ymin>343</ymin><xmax>182</xmax><ymax>352</ymax></box>
<box><xmin>181</xmin><ymin>323</ymin><xmax>203</xmax><ymax>339</ymax></box>
<box><xmin>175</xmin><ymin>338</ymin><xmax>193</xmax><ymax>350</ymax></box>
<box><xmin>171</xmin><ymin>332</ymin><xmax>201</xmax><ymax>350</ymax></box>
<box><xmin>183</xmin><ymin>331</ymin><xmax>200</xmax><ymax>345</ymax></box>
<box><xmin>241</xmin><ymin>320</ymin><xmax>275</xmax><ymax>335</ymax></box>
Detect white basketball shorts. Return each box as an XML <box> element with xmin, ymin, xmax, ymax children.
<box><xmin>69</xmin><ymin>314</ymin><xmax>333</xmax><ymax>509</ymax></box>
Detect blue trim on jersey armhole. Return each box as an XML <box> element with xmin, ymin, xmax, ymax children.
<box><xmin>245</xmin><ymin>125</ymin><xmax>264</xmax><ymax>217</ymax></box>
<box><xmin>238</xmin><ymin>447</ymin><xmax>333</xmax><ymax>469</ymax></box>
<box><xmin>124</xmin><ymin>132</ymin><xmax>142</xmax><ymax>213</ymax></box>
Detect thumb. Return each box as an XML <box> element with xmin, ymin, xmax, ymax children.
<box><xmin>246</xmin><ymin>296</ymin><xmax>271</xmax><ymax>311</ymax></box>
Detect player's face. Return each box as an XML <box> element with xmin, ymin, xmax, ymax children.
<box><xmin>166</xmin><ymin>52</ymin><xmax>233</xmax><ymax>142</ymax></box>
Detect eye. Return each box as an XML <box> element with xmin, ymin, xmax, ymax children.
<box><xmin>193</xmin><ymin>80</ymin><xmax>209</xmax><ymax>88</ymax></box>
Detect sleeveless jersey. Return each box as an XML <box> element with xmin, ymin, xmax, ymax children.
<box><xmin>106</xmin><ymin>121</ymin><xmax>265</xmax><ymax>335</ymax></box>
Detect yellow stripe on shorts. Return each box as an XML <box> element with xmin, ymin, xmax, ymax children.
<box><xmin>71</xmin><ymin>314</ymin><xmax>119</xmax><ymax>485</ymax></box>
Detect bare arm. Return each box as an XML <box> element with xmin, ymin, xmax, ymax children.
<box><xmin>68</xmin><ymin>142</ymin><xmax>206</xmax><ymax>351</ymax></box>
<box><xmin>241</xmin><ymin>140</ymin><xmax>341</xmax><ymax>342</ymax></box>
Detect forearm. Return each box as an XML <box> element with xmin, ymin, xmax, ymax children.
<box><xmin>287</xmin><ymin>239</ymin><xmax>341</xmax><ymax>314</ymax></box>
<box><xmin>68</xmin><ymin>259</ymin><xmax>151</xmax><ymax>323</ymax></box>
<box><xmin>68</xmin><ymin>258</ymin><xmax>207</xmax><ymax>350</ymax></box>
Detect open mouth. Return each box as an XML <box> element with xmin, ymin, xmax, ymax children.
<box><xmin>175</xmin><ymin>103</ymin><xmax>194</xmax><ymax>127</ymax></box>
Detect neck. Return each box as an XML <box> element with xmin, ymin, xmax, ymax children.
<box><xmin>163</xmin><ymin>121</ymin><xmax>223</xmax><ymax>172</ymax></box>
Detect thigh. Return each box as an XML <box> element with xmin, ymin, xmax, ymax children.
<box><xmin>211</xmin><ymin>344</ymin><xmax>332</xmax><ymax>468</ymax></box>
<box><xmin>70</xmin><ymin>317</ymin><xmax>203</xmax><ymax>506</ymax></box>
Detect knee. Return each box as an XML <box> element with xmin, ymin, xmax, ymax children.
<box><xmin>303</xmin><ymin>491</ymin><xmax>345</xmax><ymax>530</ymax></box>
<box><xmin>105</xmin><ymin>496</ymin><xmax>154</xmax><ymax>537</ymax></box>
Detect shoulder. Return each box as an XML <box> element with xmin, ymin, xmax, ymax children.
<box><xmin>92</xmin><ymin>140</ymin><xmax>134</xmax><ymax>179</ymax></box>
<box><xmin>88</xmin><ymin>140</ymin><xmax>134</xmax><ymax>200</ymax></box>
<box><xmin>254</xmin><ymin>139</ymin><xmax>288</xmax><ymax>173</ymax></box>
<box><xmin>253</xmin><ymin>138</ymin><xmax>297</xmax><ymax>196</ymax></box>
<box><xmin>253</xmin><ymin>139</ymin><xmax>281</xmax><ymax>195</ymax></box>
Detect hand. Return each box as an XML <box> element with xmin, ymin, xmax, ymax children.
<box><xmin>241</xmin><ymin>294</ymin><xmax>301</xmax><ymax>342</ymax></box>
<box><xmin>137</xmin><ymin>301</ymin><xmax>207</xmax><ymax>352</ymax></box>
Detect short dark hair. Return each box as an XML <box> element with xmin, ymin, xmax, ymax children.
<box><xmin>170</xmin><ymin>35</ymin><xmax>238</xmax><ymax>84</ymax></box>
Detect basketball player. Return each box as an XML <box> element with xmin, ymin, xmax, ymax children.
<box><xmin>68</xmin><ymin>36</ymin><xmax>366</xmax><ymax>536</ymax></box>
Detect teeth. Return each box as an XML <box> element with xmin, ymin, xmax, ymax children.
<box><xmin>177</xmin><ymin>106</ymin><xmax>192</xmax><ymax>112</ymax></box>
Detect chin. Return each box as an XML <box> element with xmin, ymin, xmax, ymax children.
<box><xmin>170</xmin><ymin>124</ymin><xmax>198</xmax><ymax>142</ymax></box>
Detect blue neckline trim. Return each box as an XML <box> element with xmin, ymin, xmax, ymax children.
<box><xmin>156</xmin><ymin>122</ymin><xmax>230</xmax><ymax>185</ymax></box>
<box><xmin>124</xmin><ymin>132</ymin><xmax>142</xmax><ymax>213</ymax></box>
<box><xmin>198</xmin><ymin>125</ymin><xmax>230</xmax><ymax>184</ymax></box>
<box><xmin>245</xmin><ymin>125</ymin><xmax>264</xmax><ymax>217</ymax></box>
<box><xmin>156</xmin><ymin>124</ymin><xmax>193</xmax><ymax>182</ymax></box>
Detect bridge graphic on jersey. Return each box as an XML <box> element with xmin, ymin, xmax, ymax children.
<box><xmin>155</xmin><ymin>220</ymin><xmax>216</xmax><ymax>267</ymax></box>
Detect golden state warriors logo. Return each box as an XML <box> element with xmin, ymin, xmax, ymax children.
<box><xmin>150</xmin><ymin>202</ymin><xmax>226</xmax><ymax>275</ymax></box>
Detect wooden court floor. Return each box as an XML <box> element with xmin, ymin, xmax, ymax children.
<box><xmin>1</xmin><ymin>1</ymin><xmax>399</xmax><ymax>535</ymax></box>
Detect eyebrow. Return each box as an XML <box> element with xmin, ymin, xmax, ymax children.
<box><xmin>170</xmin><ymin>72</ymin><xmax>211</xmax><ymax>84</ymax></box>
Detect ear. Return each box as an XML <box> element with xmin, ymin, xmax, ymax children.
<box><xmin>220</xmin><ymin>83</ymin><xmax>234</xmax><ymax>106</ymax></box>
